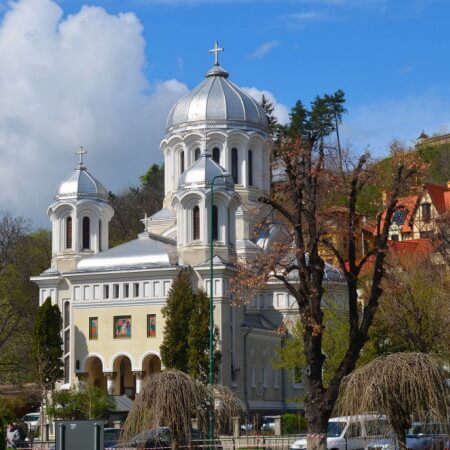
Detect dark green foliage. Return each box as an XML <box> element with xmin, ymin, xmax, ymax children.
<box><xmin>109</xmin><ymin>164</ymin><xmax>164</xmax><ymax>247</ymax></box>
<box><xmin>260</xmin><ymin>95</ymin><xmax>279</xmax><ymax>138</ymax></box>
<box><xmin>281</xmin><ymin>413</ymin><xmax>307</xmax><ymax>434</ymax></box>
<box><xmin>160</xmin><ymin>270</ymin><xmax>195</xmax><ymax>372</ymax></box>
<box><xmin>0</xmin><ymin>218</ymin><xmax>51</xmax><ymax>384</ymax></box>
<box><xmin>285</xmin><ymin>90</ymin><xmax>346</xmax><ymax>141</ymax></box>
<box><xmin>31</xmin><ymin>298</ymin><xmax>63</xmax><ymax>387</ymax></box>
<box><xmin>47</xmin><ymin>383</ymin><xmax>114</xmax><ymax>420</ymax></box>
<box><xmin>417</xmin><ymin>142</ymin><xmax>450</xmax><ymax>184</ymax></box>
<box><xmin>187</xmin><ymin>289</ymin><xmax>221</xmax><ymax>383</ymax></box>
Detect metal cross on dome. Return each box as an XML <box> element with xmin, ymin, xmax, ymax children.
<box><xmin>209</xmin><ymin>41</ymin><xmax>224</xmax><ymax>66</ymax></box>
<box><xmin>76</xmin><ymin>146</ymin><xmax>87</xmax><ymax>166</ymax></box>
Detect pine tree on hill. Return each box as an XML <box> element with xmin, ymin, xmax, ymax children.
<box><xmin>160</xmin><ymin>269</ymin><xmax>195</xmax><ymax>372</ymax></box>
<box><xmin>260</xmin><ymin>94</ymin><xmax>279</xmax><ymax>138</ymax></box>
<box><xmin>187</xmin><ymin>289</ymin><xmax>221</xmax><ymax>383</ymax></box>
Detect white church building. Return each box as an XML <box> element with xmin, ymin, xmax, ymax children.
<box><xmin>32</xmin><ymin>46</ymin><xmax>345</xmax><ymax>414</ymax></box>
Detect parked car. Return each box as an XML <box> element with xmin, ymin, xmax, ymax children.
<box><xmin>104</xmin><ymin>428</ymin><xmax>121</xmax><ymax>448</ymax></box>
<box><xmin>406</xmin><ymin>422</ymin><xmax>448</xmax><ymax>450</ymax></box>
<box><xmin>21</xmin><ymin>412</ymin><xmax>40</xmax><ymax>432</ymax></box>
<box><xmin>261</xmin><ymin>416</ymin><xmax>275</xmax><ymax>432</ymax></box>
<box><xmin>240</xmin><ymin>422</ymin><xmax>254</xmax><ymax>432</ymax></box>
<box><xmin>290</xmin><ymin>414</ymin><xmax>390</xmax><ymax>450</ymax></box>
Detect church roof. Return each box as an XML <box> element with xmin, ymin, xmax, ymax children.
<box><xmin>55</xmin><ymin>151</ymin><xmax>108</xmax><ymax>202</ymax></box>
<box><xmin>76</xmin><ymin>232</ymin><xmax>177</xmax><ymax>272</ymax></box>
<box><xmin>242</xmin><ymin>313</ymin><xmax>278</xmax><ymax>331</ymax></box>
<box><xmin>178</xmin><ymin>151</ymin><xmax>234</xmax><ymax>190</ymax></box>
<box><xmin>166</xmin><ymin>63</ymin><xmax>268</xmax><ymax>134</ymax></box>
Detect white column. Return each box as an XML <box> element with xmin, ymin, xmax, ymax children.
<box><xmin>135</xmin><ymin>372</ymin><xmax>143</xmax><ymax>394</ymax></box>
<box><xmin>106</xmin><ymin>373</ymin><xmax>114</xmax><ymax>395</ymax></box>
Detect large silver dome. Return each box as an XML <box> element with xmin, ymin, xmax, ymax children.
<box><xmin>166</xmin><ymin>64</ymin><xmax>268</xmax><ymax>133</ymax></box>
<box><xmin>56</xmin><ymin>165</ymin><xmax>108</xmax><ymax>202</ymax></box>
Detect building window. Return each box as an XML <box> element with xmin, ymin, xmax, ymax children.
<box><xmin>231</xmin><ymin>148</ymin><xmax>238</xmax><ymax>183</ymax></box>
<box><xmin>64</xmin><ymin>301</ymin><xmax>70</xmax><ymax>328</ymax></box>
<box><xmin>391</xmin><ymin>234</ymin><xmax>399</xmax><ymax>241</ymax></box>
<box><xmin>147</xmin><ymin>314</ymin><xmax>156</xmax><ymax>337</ymax></box>
<box><xmin>113</xmin><ymin>284</ymin><xmax>119</xmax><ymax>299</ymax></box>
<box><xmin>89</xmin><ymin>317</ymin><xmax>98</xmax><ymax>340</ymax></box>
<box><xmin>248</xmin><ymin>149</ymin><xmax>253</xmax><ymax>186</ymax></box>
<box><xmin>66</xmin><ymin>217</ymin><xmax>72</xmax><ymax>250</ymax></box>
<box><xmin>98</xmin><ymin>220</ymin><xmax>102</xmax><ymax>251</ymax></box>
<box><xmin>212</xmin><ymin>147</ymin><xmax>220</xmax><ymax>164</ymax></box>
<box><xmin>422</xmin><ymin>203</ymin><xmax>431</xmax><ymax>223</ymax></box>
<box><xmin>114</xmin><ymin>316</ymin><xmax>131</xmax><ymax>338</ymax></box>
<box><xmin>82</xmin><ymin>217</ymin><xmax>90</xmax><ymax>250</ymax></box>
<box><xmin>103</xmin><ymin>285</ymin><xmax>110</xmax><ymax>299</ymax></box>
<box><xmin>193</xmin><ymin>206</ymin><xmax>200</xmax><ymax>241</ymax></box>
<box><xmin>180</xmin><ymin>151</ymin><xmax>185</xmax><ymax>174</ymax></box>
<box><xmin>194</xmin><ymin>148</ymin><xmax>201</xmax><ymax>161</ymax></box>
<box><xmin>64</xmin><ymin>329</ymin><xmax>70</xmax><ymax>354</ymax></box>
<box><xmin>212</xmin><ymin>205</ymin><xmax>219</xmax><ymax>241</ymax></box>
<box><xmin>251</xmin><ymin>367</ymin><xmax>256</xmax><ymax>387</ymax></box>
<box><xmin>64</xmin><ymin>356</ymin><xmax>70</xmax><ymax>384</ymax></box>
<box><xmin>124</xmin><ymin>283</ymin><xmax>129</xmax><ymax>298</ymax></box>
<box><xmin>133</xmin><ymin>282</ymin><xmax>140</xmax><ymax>297</ymax></box>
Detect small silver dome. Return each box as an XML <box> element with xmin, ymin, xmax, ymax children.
<box><xmin>178</xmin><ymin>152</ymin><xmax>234</xmax><ymax>190</ymax></box>
<box><xmin>56</xmin><ymin>165</ymin><xmax>108</xmax><ymax>201</ymax></box>
<box><xmin>166</xmin><ymin>64</ymin><xmax>268</xmax><ymax>133</ymax></box>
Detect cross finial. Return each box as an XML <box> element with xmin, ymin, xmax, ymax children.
<box><xmin>209</xmin><ymin>41</ymin><xmax>224</xmax><ymax>66</ymax></box>
<box><xmin>76</xmin><ymin>146</ymin><xmax>87</xmax><ymax>167</ymax></box>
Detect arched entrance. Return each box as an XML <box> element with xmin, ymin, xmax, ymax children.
<box><xmin>112</xmin><ymin>355</ymin><xmax>135</xmax><ymax>397</ymax></box>
<box><xmin>142</xmin><ymin>354</ymin><xmax>162</xmax><ymax>379</ymax></box>
<box><xmin>84</xmin><ymin>356</ymin><xmax>107</xmax><ymax>390</ymax></box>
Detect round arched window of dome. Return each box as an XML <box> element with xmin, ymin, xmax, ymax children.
<box><xmin>212</xmin><ymin>205</ymin><xmax>219</xmax><ymax>241</ymax></box>
<box><xmin>212</xmin><ymin>147</ymin><xmax>220</xmax><ymax>164</ymax></box>
<box><xmin>231</xmin><ymin>148</ymin><xmax>238</xmax><ymax>183</ymax></box>
<box><xmin>65</xmin><ymin>216</ymin><xmax>72</xmax><ymax>250</ymax></box>
<box><xmin>194</xmin><ymin>148</ymin><xmax>201</xmax><ymax>161</ymax></box>
<box><xmin>82</xmin><ymin>217</ymin><xmax>90</xmax><ymax>250</ymax></box>
<box><xmin>193</xmin><ymin>206</ymin><xmax>200</xmax><ymax>241</ymax></box>
<box><xmin>180</xmin><ymin>151</ymin><xmax>185</xmax><ymax>174</ymax></box>
<box><xmin>248</xmin><ymin>149</ymin><xmax>253</xmax><ymax>186</ymax></box>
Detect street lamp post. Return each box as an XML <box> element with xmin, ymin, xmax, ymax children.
<box><xmin>208</xmin><ymin>174</ymin><xmax>224</xmax><ymax>447</ymax></box>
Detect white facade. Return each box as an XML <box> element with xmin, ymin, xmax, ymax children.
<box><xmin>32</xmin><ymin>56</ymin><xmax>346</xmax><ymax>413</ymax></box>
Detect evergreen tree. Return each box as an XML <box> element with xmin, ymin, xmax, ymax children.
<box><xmin>187</xmin><ymin>289</ymin><xmax>221</xmax><ymax>383</ymax></box>
<box><xmin>32</xmin><ymin>297</ymin><xmax>63</xmax><ymax>387</ymax></box>
<box><xmin>260</xmin><ymin>95</ymin><xmax>279</xmax><ymax>138</ymax></box>
<box><xmin>160</xmin><ymin>270</ymin><xmax>195</xmax><ymax>372</ymax></box>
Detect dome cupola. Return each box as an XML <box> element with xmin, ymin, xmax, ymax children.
<box><xmin>166</xmin><ymin>43</ymin><xmax>267</xmax><ymax>134</ymax></box>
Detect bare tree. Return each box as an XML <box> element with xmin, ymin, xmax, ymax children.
<box><xmin>121</xmin><ymin>370</ymin><xmax>245</xmax><ymax>447</ymax></box>
<box><xmin>337</xmin><ymin>352</ymin><xmax>450</xmax><ymax>450</ymax></box>
<box><xmin>231</xmin><ymin>109</ymin><xmax>425</xmax><ymax>450</ymax></box>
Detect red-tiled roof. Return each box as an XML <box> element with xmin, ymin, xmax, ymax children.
<box><xmin>425</xmin><ymin>182</ymin><xmax>450</xmax><ymax>214</ymax></box>
<box><xmin>387</xmin><ymin>238</ymin><xmax>434</xmax><ymax>257</ymax></box>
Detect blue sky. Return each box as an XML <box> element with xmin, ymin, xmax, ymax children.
<box><xmin>0</xmin><ymin>0</ymin><xmax>449</xmax><ymax>223</ymax></box>
<box><xmin>58</xmin><ymin>0</ymin><xmax>450</xmax><ymax>150</ymax></box>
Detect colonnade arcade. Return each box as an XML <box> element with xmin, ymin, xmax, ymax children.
<box><xmin>81</xmin><ymin>353</ymin><xmax>161</xmax><ymax>398</ymax></box>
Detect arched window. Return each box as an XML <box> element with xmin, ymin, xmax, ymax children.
<box><xmin>231</xmin><ymin>148</ymin><xmax>238</xmax><ymax>183</ymax></box>
<box><xmin>82</xmin><ymin>217</ymin><xmax>90</xmax><ymax>250</ymax></box>
<box><xmin>212</xmin><ymin>147</ymin><xmax>220</xmax><ymax>164</ymax></box>
<box><xmin>212</xmin><ymin>205</ymin><xmax>219</xmax><ymax>241</ymax></box>
<box><xmin>194</xmin><ymin>148</ymin><xmax>201</xmax><ymax>161</ymax></box>
<box><xmin>248</xmin><ymin>150</ymin><xmax>253</xmax><ymax>186</ymax></box>
<box><xmin>98</xmin><ymin>220</ymin><xmax>102</xmax><ymax>251</ymax></box>
<box><xmin>64</xmin><ymin>301</ymin><xmax>70</xmax><ymax>328</ymax></box>
<box><xmin>193</xmin><ymin>206</ymin><xmax>200</xmax><ymax>241</ymax></box>
<box><xmin>66</xmin><ymin>216</ymin><xmax>72</xmax><ymax>250</ymax></box>
<box><xmin>180</xmin><ymin>151</ymin><xmax>185</xmax><ymax>174</ymax></box>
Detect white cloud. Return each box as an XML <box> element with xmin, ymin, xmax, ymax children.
<box><xmin>0</xmin><ymin>0</ymin><xmax>188</xmax><ymax>225</ymax></box>
<box><xmin>242</xmin><ymin>87</ymin><xmax>290</xmax><ymax>125</ymax></box>
<box><xmin>342</xmin><ymin>92</ymin><xmax>450</xmax><ymax>156</ymax></box>
<box><xmin>249</xmin><ymin>41</ymin><xmax>279</xmax><ymax>60</ymax></box>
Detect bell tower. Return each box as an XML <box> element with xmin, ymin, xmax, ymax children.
<box><xmin>48</xmin><ymin>147</ymin><xmax>114</xmax><ymax>272</ymax></box>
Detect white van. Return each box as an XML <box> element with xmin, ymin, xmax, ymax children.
<box><xmin>290</xmin><ymin>414</ymin><xmax>390</xmax><ymax>450</ymax></box>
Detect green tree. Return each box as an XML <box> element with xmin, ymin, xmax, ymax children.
<box><xmin>47</xmin><ymin>383</ymin><xmax>113</xmax><ymax>421</ymax></box>
<box><xmin>160</xmin><ymin>270</ymin><xmax>195</xmax><ymax>372</ymax></box>
<box><xmin>187</xmin><ymin>289</ymin><xmax>221</xmax><ymax>383</ymax></box>
<box><xmin>140</xmin><ymin>163</ymin><xmax>164</xmax><ymax>199</ymax></box>
<box><xmin>260</xmin><ymin>95</ymin><xmax>279</xmax><ymax>138</ymax></box>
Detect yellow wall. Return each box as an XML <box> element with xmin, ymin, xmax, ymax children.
<box><xmin>74</xmin><ymin>305</ymin><xmax>165</xmax><ymax>373</ymax></box>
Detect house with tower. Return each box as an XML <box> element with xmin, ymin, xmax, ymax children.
<box><xmin>32</xmin><ymin>44</ymin><xmax>346</xmax><ymax>415</ymax></box>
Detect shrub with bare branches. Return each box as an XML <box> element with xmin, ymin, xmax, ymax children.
<box><xmin>337</xmin><ymin>352</ymin><xmax>450</xmax><ymax>450</ymax></box>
